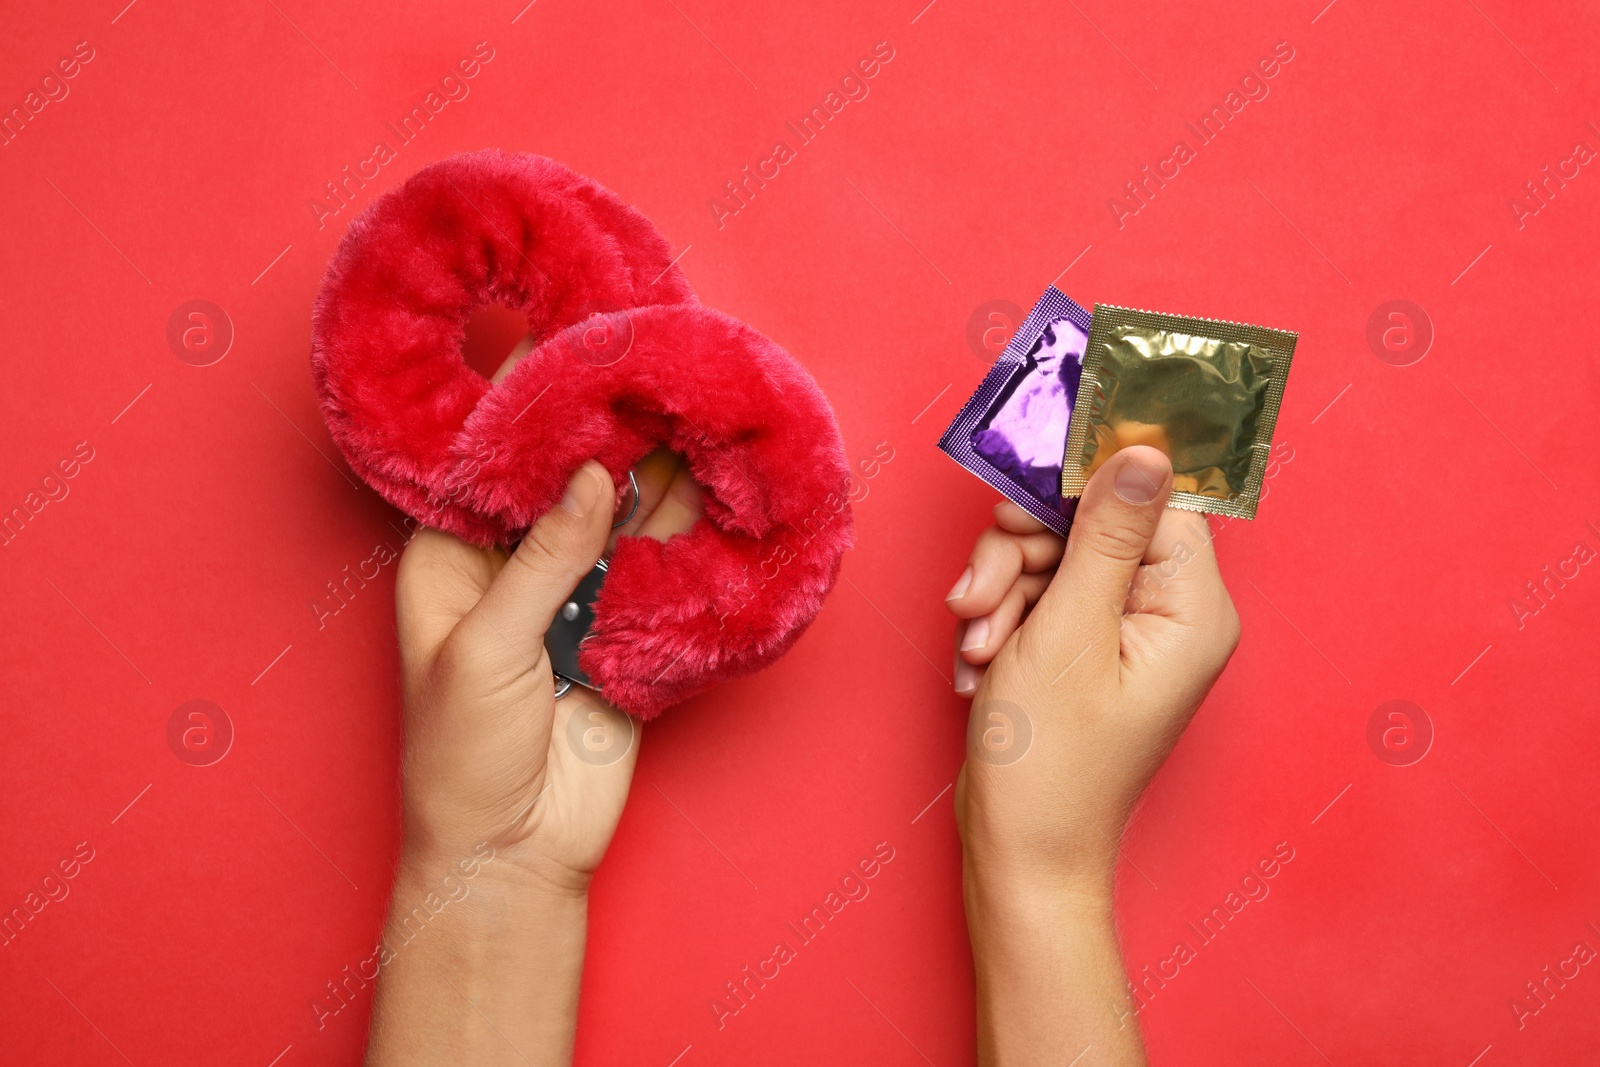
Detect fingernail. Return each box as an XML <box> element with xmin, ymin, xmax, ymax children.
<box><xmin>946</xmin><ymin>566</ymin><xmax>973</xmax><ymax>602</ymax></box>
<box><xmin>561</xmin><ymin>463</ymin><xmax>604</xmax><ymax>515</ymax></box>
<box><xmin>1115</xmin><ymin>452</ymin><xmax>1165</xmax><ymax>504</ymax></box>
<box><xmin>954</xmin><ymin>658</ymin><xmax>979</xmax><ymax>695</ymax></box>
<box><xmin>960</xmin><ymin>617</ymin><xmax>989</xmax><ymax>652</ymax></box>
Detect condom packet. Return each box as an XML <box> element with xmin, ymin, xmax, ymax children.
<box><xmin>1061</xmin><ymin>304</ymin><xmax>1296</xmax><ymax>519</ymax></box>
<box><xmin>938</xmin><ymin>287</ymin><xmax>1091</xmax><ymax>535</ymax></box>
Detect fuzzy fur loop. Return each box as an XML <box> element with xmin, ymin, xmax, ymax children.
<box><xmin>311</xmin><ymin>150</ymin><xmax>853</xmax><ymax>718</ymax></box>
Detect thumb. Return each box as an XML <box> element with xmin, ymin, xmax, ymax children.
<box><xmin>461</xmin><ymin>461</ymin><xmax>615</xmax><ymax>660</ymax></box>
<box><xmin>1032</xmin><ymin>446</ymin><xmax>1173</xmax><ymax>652</ymax></box>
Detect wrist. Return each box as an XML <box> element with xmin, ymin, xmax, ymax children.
<box><xmin>384</xmin><ymin>842</ymin><xmax>588</xmax><ymax>962</ymax></box>
<box><xmin>956</xmin><ymin>772</ymin><xmax>1129</xmax><ymax>905</ymax></box>
<box><xmin>964</xmin><ymin>873</ymin><xmax>1143</xmax><ymax>1067</ymax></box>
<box><xmin>960</xmin><ymin>828</ymin><xmax>1119</xmax><ymax>911</ymax></box>
<box><xmin>964</xmin><ymin>857</ymin><xmax>1117</xmax><ymax>935</ymax></box>
<box><xmin>399</xmin><ymin>815</ymin><xmax>598</xmax><ymax>897</ymax></box>
<box><xmin>365</xmin><ymin>843</ymin><xmax>590</xmax><ymax>1065</ymax></box>
<box><xmin>392</xmin><ymin>838</ymin><xmax>586</xmax><ymax>914</ymax></box>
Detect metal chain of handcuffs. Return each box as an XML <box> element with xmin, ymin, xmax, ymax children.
<box><xmin>547</xmin><ymin>470</ymin><xmax>638</xmax><ymax>700</ymax></box>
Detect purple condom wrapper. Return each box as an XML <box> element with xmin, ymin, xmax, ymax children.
<box><xmin>938</xmin><ymin>287</ymin><xmax>1091</xmax><ymax>536</ymax></box>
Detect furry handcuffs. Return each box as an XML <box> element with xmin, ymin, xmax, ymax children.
<box><xmin>311</xmin><ymin>150</ymin><xmax>853</xmax><ymax>719</ymax></box>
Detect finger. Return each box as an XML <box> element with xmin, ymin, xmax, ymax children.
<box><xmin>605</xmin><ymin>447</ymin><xmax>681</xmax><ymax>549</ymax></box>
<box><xmin>489</xmin><ymin>333</ymin><xmax>537</xmax><ymax>384</ymax></box>
<box><xmin>945</xmin><ymin>526</ymin><xmax>1067</xmax><ymax>619</ymax></box>
<box><xmin>994</xmin><ymin>500</ymin><xmax>1049</xmax><ymax>535</ymax></box>
<box><xmin>634</xmin><ymin>459</ymin><xmax>703</xmax><ymax>542</ymax></box>
<box><xmin>395</xmin><ymin>527</ymin><xmax>505</xmax><ymax>666</ymax></box>
<box><xmin>957</xmin><ymin>581</ymin><xmax>1022</xmax><ymax>666</ymax></box>
<box><xmin>953</xmin><ymin>620</ymin><xmax>986</xmax><ymax>697</ymax></box>
<box><xmin>958</xmin><ymin>571</ymin><xmax>1052</xmax><ymax>666</ymax></box>
<box><xmin>1029</xmin><ymin>446</ymin><xmax>1173</xmax><ymax>655</ymax></box>
<box><xmin>457</xmin><ymin>461</ymin><xmax>615</xmax><ymax>669</ymax></box>
<box><xmin>1124</xmin><ymin>508</ymin><xmax>1227</xmax><ymax>620</ymax></box>
<box><xmin>1123</xmin><ymin>503</ymin><xmax>1241</xmax><ymax>685</ymax></box>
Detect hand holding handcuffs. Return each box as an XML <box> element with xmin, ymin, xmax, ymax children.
<box><xmin>312</xmin><ymin>151</ymin><xmax>854</xmax><ymax>719</ymax></box>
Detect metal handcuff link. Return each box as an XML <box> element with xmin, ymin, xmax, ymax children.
<box><xmin>549</xmin><ymin>470</ymin><xmax>638</xmax><ymax>700</ymax></box>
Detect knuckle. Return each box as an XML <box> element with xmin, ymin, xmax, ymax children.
<box><xmin>1016</xmin><ymin>572</ymin><xmax>1049</xmax><ymax>607</ymax></box>
<box><xmin>1081</xmin><ymin>517</ymin><xmax>1149</xmax><ymax>563</ymax></box>
<box><xmin>965</xmin><ymin>529</ymin><xmax>1022</xmax><ymax>603</ymax></box>
<box><xmin>393</xmin><ymin>529</ymin><xmax>444</xmax><ymax>594</ymax></box>
<box><xmin>1019</xmin><ymin>531</ymin><xmax>1067</xmax><ymax>571</ymax></box>
<box><xmin>431</xmin><ymin>618</ymin><xmax>549</xmax><ymax>693</ymax></box>
<box><xmin>973</xmin><ymin>527</ymin><xmax>1020</xmax><ymax>568</ymax></box>
<box><xmin>511</xmin><ymin>522</ymin><xmax>574</xmax><ymax>583</ymax></box>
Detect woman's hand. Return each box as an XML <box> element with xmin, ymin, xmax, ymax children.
<box><xmin>364</xmin><ymin>338</ymin><xmax>704</xmax><ymax>1066</ymax></box>
<box><xmin>392</xmin><ymin>446</ymin><xmax>701</xmax><ymax>891</ymax></box>
<box><xmin>392</xmin><ymin>337</ymin><xmax>706</xmax><ymax>889</ymax></box>
<box><xmin>945</xmin><ymin>445</ymin><xmax>1240</xmax><ymax>1066</ymax></box>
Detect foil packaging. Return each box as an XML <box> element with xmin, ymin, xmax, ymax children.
<box><xmin>1061</xmin><ymin>304</ymin><xmax>1296</xmax><ymax>520</ymax></box>
<box><xmin>938</xmin><ymin>287</ymin><xmax>1091</xmax><ymax>535</ymax></box>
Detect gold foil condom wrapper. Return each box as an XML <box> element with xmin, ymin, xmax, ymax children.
<box><xmin>1061</xmin><ymin>304</ymin><xmax>1297</xmax><ymax>520</ymax></box>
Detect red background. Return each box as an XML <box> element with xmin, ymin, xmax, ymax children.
<box><xmin>3</xmin><ymin>0</ymin><xmax>1598</xmax><ymax>1063</ymax></box>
